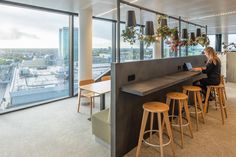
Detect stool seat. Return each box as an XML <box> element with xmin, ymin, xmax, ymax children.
<box><xmin>143</xmin><ymin>102</ymin><xmax>169</xmax><ymax>113</ymax></box>
<box><xmin>183</xmin><ymin>85</ymin><xmax>201</xmax><ymax>92</ymax></box>
<box><xmin>167</xmin><ymin>92</ymin><xmax>188</xmax><ymax>100</ymax></box>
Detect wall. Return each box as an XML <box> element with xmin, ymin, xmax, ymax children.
<box><xmin>111</xmin><ymin>55</ymin><xmax>207</xmax><ymax>157</ymax></box>
<box><xmin>227</xmin><ymin>53</ymin><xmax>236</xmax><ymax>82</ymax></box>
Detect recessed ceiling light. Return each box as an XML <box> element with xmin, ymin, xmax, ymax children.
<box><xmin>96</xmin><ymin>0</ymin><xmax>138</xmax><ymax>17</ymax></box>
<box><xmin>190</xmin><ymin>10</ymin><xmax>236</xmax><ymax>20</ymax></box>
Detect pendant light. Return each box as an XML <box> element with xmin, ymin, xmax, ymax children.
<box><xmin>190</xmin><ymin>32</ymin><xmax>195</xmax><ymax>41</ymax></box>
<box><xmin>161</xmin><ymin>18</ymin><xmax>167</xmax><ymax>27</ymax></box>
<box><xmin>182</xmin><ymin>28</ymin><xmax>188</xmax><ymax>39</ymax></box>
<box><xmin>196</xmin><ymin>28</ymin><xmax>201</xmax><ymax>37</ymax></box>
<box><xmin>145</xmin><ymin>21</ymin><xmax>154</xmax><ymax>35</ymax></box>
<box><xmin>126</xmin><ymin>10</ymin><xmax>136</xmax><ymax>27</ymax></box>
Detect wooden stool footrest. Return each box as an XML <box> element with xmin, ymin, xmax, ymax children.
<box><xmin>143</xmin><ymin>130</ymin><xmax>171</xmax><ymax>147</ymax></box>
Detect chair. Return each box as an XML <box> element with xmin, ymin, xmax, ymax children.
<box><xmin>183</xmin><ymin>85</ymin><xmax>205</xmax><ymax>131</ymax></box>
<box><xmin>136</xmin><ymin>102</ymin><xmax>175</xmax><ymax>157</ymax></box>
<box><xmin>221</xmin><ymin>75</ymin><xmax>227</xmax><ymax>100</ymax></box>
<box><xmin>77</xmin><ymin>79</ymin><xmax>99</xmax><ymax>118</ymax></box>
<box><xmin>204</xmin><ymin>84</ymin><xmax>227</xmax><ymax>124</ymax></box>
<box><xmin>166</xmin><ymin>92</ymin><xmax>193</xmax><ymax>148</ymax></box>
<box><xmin>101</xmin><ymin>75</ymin><xmax>111</xmax><ymax>81</ymax></box>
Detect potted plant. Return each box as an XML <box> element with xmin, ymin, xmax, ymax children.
<box><xmin>196</xmin><ymin>34</ymin><xmax>210</xmax><ymax>47</ymax></box>
<box><xmin>121</xmin><ymin>26</ymin><xmax>137</xmax><ymax>45</ymax></box>
<box><xmin>139</xmin><ymin>33</ymin><xmax>158</xmax><ymax>48</ymax></box>
<box><xmin>156</xmin><ymin>16</ymin><xmax>171</xmax><ymax>39</ymax></box>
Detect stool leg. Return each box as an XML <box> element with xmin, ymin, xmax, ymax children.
<box><xmin>158</xmin><ymin>112</ymin><xmax>164</xmax><ymax>157</ymax></box>
<box><xmin>193</xmin><ymin>92</ymin><xmax>199</xmax><ymax>131</ymax></box>
<box><xmin>217</xmin><ymin>88</ymin><xmax>225</xmax><ymax>125</ymax></box>
<box><xmin>164</xmin><ymin>111</ymin><xmax>176</xmax><ymax>157</ymax></box>
<box><xmin>183</xmin><ymin>99</ymin><xmax>194</xmax><ymax>138</ymax></box>
<box><xmin>221</xmin><ymin>88</ymin><xmax>228</xmax><ymax>118</ymax></box>
<box><xmin>150</xmin><ymin>112</ymin><xmax>154</xmax><ymax>142</ymax></box>
<box><xmin>197</xmin><ymin>91</ymin><xmax>205</xmax><ymax>124</ymax></box>
<box><xmin>204</xmin><ymin>87</ymin><xmax>211</xmax><ymax>114</ymax></box>
<box><xmin>172</xmin><ymin>100</ymin><xmax>176</xmax><ymax>123</ymax></box>
<box><xmin>178</xmin><ymin>100</ymin><xmax>184</xmax><ymax>148</ymax></box>
<box><xmin>136</xmin><ymin>110</ymin><xmax>149</xmax><ymax>157</ymax></box>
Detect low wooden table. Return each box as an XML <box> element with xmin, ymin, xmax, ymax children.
<box><xmin>80</xmin><ymin>80</ymin><xmax>111</xmax><ymax>110</ymax></box>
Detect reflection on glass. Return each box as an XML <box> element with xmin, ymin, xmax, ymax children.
<box><xmin>92</xmin><ymin>20</ymin><xmax>112</xmax><ymax>79</ymax></box>
<box><xmin>120</xmin><ymin>24</ymin><xmax>140</xmax><ymax>62</ymax></box>
<box><xmin>0</xmin><ymin>4</ymin><xmax>70</xmax><ymax>112</ymax></box>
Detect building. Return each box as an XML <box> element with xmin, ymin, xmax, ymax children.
<box><xmin>59</xmin><ymin>27</ymin><xmax>79</xmax><ymax>63</ymax></box>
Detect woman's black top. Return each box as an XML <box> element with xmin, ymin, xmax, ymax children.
<box><xmin>202</xmin><ymin>59</ymin><xmax>221</xmax><ymax>84</ymax></box>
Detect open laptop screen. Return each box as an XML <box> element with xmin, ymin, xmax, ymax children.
<box><xmin>183</xmin><ymin>62</ymin><xmax>193</xmax><ymax>71</ymax></box>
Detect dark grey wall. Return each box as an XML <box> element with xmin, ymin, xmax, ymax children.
<box><xmin>111</xmin><ymin>55</ymin><xmax>207</xmax><ymax>157</ymax></box>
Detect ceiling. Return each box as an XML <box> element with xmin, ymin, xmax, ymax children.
<box><xmin>6</xmin><ymin>0</ymin><xmax>236</xmax><ymax>34</ymax></box>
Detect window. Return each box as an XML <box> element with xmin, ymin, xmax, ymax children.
<box><xmin>208</xmin><ymin>35</ymin><xmax>216</xmax><ymax>49</ymax></box>
<box><xmin>0</xmin><ymin>4</ymin><xmax>74</xmax><ymax>112</ymax></box>
<box><xmin>92</xmin><ymin>19</ymin><xmax>112</xmax><ymax>78</ymax></box>
<box><xmin>120</xmin><ymin>24</ymin><xmax>141</xmax><ymax>62</ymax></box>
<box><xmin>228</xmin><ymin>34</ymin><xmax>236</xmax><ymax>51</ymax></box>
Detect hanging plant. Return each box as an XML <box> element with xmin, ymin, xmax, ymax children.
<box><xmin>121</xmin><ymin>26</ymin><xmax>137</xmax><ymax>45</ymax></box>
<box><xmin>139</xmin><ymin>34</ymin><xmax>158</xmax><ymax>48</ymax></box>
<box><xmin>156</xmin><ymin>16</ymin><xmax>171</xmax><ymax>39</ymax></box>
<box><xmin>196</xmin><ymin>34</ymin><xmax>210</xmax><ymax>47</ymax></box>
<box><xmin>188</xmin><ymin>39</ymin><xmax>198</xmax><ymax>46</ymax></box>
<box><xmin>166</xmin><ymin>27</ymin><xmax>180</xmax><ymax>52</ymax></box>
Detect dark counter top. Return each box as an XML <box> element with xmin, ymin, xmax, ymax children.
<box><xmin>121</xmin><ymin>71</ymin><xmax>202</xmax><ymax>96</ymax></box>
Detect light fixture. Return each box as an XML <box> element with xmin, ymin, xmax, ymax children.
<box><xmin>196</xmin><ymin>28</ymin><xmax>201</xmax><ymax>37</ymax></box>
<box><xmin>126</xmin><ymin>10</ymin><xmax>136</xmax><ymax>27</ymax></box>
<box><xmin>182</xmin><ymin>28</ymin><xmax>188</xmax><ymax>39</ymax></box>
<box><xmin>145</xmin><ymin>21</ymin><xmax>154</xmax><ymax>35</ymax></box>
<box><xmin>190</xmin><ymin>32</ymin><xmax>195</xmax><ymax>41</ymax></box>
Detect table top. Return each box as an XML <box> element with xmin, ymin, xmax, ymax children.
<box><xmin>80</xmin><ymin>80</ymin><xmax>111</xmax><ymax>94</ymax></box>
<box><xmin>121</xmin><ymin>71</ymin><xmax>202</xmax><ymax>96</ymax></box>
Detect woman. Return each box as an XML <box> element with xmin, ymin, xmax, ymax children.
<box><xmin>193</xmin><ymin>47</ymin><xmax>221</xmax><ymax>99</ymax></box>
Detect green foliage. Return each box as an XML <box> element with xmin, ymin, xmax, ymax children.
<box><xmin>196</xmin><ymin>35</ymin><xmax>210</xmax><ymax>47</ymax></box>
<box><xmin>121</xmin><ymin>27</ymin><xmax>137</xmax><ymax>45</ymax></box>
<box><xmin>139</xmin><ymin>34</ymin><xmax>158</xmax><ymax>48</ymax></box>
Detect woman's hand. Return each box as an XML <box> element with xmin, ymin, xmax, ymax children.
<box><xmin>192</xmin><ymin>67</ymin><xmax>203</xmax><ymax>71</ymax></box>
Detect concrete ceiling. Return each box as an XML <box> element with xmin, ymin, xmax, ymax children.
<box><xmin>6</xmin><ymin>0</ymin><xmax>236</xmax><ymax>34</ymax></box>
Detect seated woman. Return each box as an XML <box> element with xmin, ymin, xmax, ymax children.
<box><xmin>192</xmin><ymin>47</ymin><xmax>221</xmax><ymax>100</ymax></box>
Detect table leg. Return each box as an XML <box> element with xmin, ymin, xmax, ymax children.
<box><xmin>100</xmin><ymin>94</ymin><xmax>106</xmax><ymax>110</ymax></box>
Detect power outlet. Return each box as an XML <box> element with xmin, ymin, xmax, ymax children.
<box><xmin>128</xmin><ymin>74</ymin><xmax>135</xmax><ymax>82</ymax></box>
<box><xmin>178</xmin><ymin>65</ymin><xmax>182</xmax><ymax>71</ymax></box>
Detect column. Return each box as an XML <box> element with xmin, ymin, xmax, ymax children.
<box><xmin>222</xmin><ymin>33</ymin><xmax>228</xmax><ymax>52</ymax></box>
<box><xmin>79</xmin><ymin>8</ymin><xmax>93</xmax><ymax>80</ymax></box>
<box><xmin>153</xmin><ymin>40</ymin><xmax>162</xmax><ymax>59</ymax></box>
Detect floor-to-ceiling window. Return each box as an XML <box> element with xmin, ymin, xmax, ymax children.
<box><xmin>120</xmin><ymin>24</ymin><xmax>141</xmax><ymax>62</ymax></box>
<box><xmin>0</xmin><ymin>3</ymin><xmax>77</xmax><ymax>113</ymax></box>
<box><xmin>228</xmin><ymin>34</ymin><xmax>236</xmax><ymax>51</ymax></box>
<box><xmin>92</xmin><ymin>19</ymin><xmax>112</xmax><ymax>78</ymax></box>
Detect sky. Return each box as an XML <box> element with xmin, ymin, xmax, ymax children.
<box><xmin>1</xmin><ymin>3</ymin><xmax>235</xmax><ymax>49</ymax></box>
<box><xmin>0</xmin><ymin>4</ymin><xmax>113</xmax><ymax>49</ymax></box>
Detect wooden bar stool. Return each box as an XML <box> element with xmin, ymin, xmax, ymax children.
<box><xmin>183</xmin><ymin>86</ymin><xmax>205</xmax><ymax>131</ymax></box>
<box><xmin>204</xmin><ymin>84</ymin><xmax>227</xmax><ymax>125</ymax></box>
<box><xmin>166</xmin><ymin>92</ymin><xmax>193</xmax><ymax>148</ymax></box>
<box><xmin>136</xmin><ymin>102</ymin><xmax>175</xmax><ymax>157</ymax></box>
<box><xmin>221</xmin><ymin>75</ymin><xmax>227</xmax><ymax>100</ymax></box>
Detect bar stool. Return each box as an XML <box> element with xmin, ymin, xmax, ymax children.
<box><xmin>136</xmin><ymin>102</ymin><xmax>175</xmax><ymax>157</ymax></box>
<box><xmin>183</xmin><ymin>86</ymin><xmax>205</xmax><ymax>131</ymax></box>
<box><xmin>221</xmin><ymin>75</ymin><xmax>227</xmax><ymax>100</ymax></box>
<box><xmin>166</xmin><ymin>92</ymin><xmax>193</xmax><ymax>148</ymax></box>
<box><xmin>204</xmin><ymin>84</ymin><xmax>227</xmax><ymax>125</ymax></box>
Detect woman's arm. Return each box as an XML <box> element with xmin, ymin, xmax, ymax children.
<box><xmin>202</xmin><ymin>62</ymin><xmax>214</xmax><ymax>74</ymax></box>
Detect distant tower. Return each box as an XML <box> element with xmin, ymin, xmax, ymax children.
<box><xmin>59</xmin><ymin>27</ymin><xmax>79</xmax><ymax>64</ymax></box>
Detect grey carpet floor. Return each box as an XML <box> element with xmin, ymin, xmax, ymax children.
<box><xmin>0</xmin><ymin>83</ymin><xmax>236</xmax><ymax>157</ymax></box>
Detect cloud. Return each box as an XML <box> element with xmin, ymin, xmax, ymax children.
<box><xmin>0</xmin><ymin>28</ymin><xmax>39</xmax><ymax>40</ymax></box>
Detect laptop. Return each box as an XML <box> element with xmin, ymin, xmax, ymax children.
<box><xmin>183</xmin><ymin>62</ymin><xmax>193</xmax><ymax>71</ymax></box>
